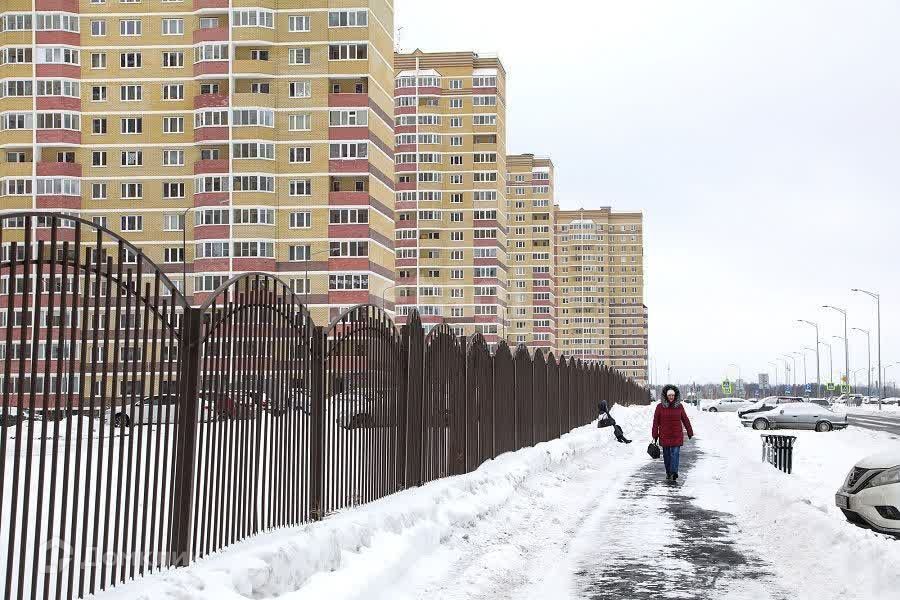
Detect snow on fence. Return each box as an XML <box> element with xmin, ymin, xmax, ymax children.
<box><xmin>0</xmin><ymin>212</ymin><xmax>649</xmax><ymax>600</ymax></box>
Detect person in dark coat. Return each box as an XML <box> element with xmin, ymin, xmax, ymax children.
<box><xmin>598</xmin><ymin>399</ymin><xmax>632</xmax><ymax>443</ymax></box>
<box><xmin>652</xmin><ymin>384</ymin><xmax>694</xmax><ymax>481</ymax></box>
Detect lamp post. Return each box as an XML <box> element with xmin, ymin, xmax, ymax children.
<box><xmin>778</xmin><ymin>357</ymin><xmax>792</xmax><ymax>392</ymax></box>
<box><xmin>833</xmin><ymin>334</ymin><xmax>848</xmax><ymax>393</ymax></box>
<box><xmin>769</xmin><ymin>361</ymin><xmax>779</xmax><ymax>388</ymax></box>
<box><xmin>791</xmin><ymin>351</ymin><xmax>807</xmax><ymax>394</ymax></box>
<box><xmin>885</xmin><ymin>363</ymin><xmax>898</xmax><ymax>396</ymax></box>
<box><xmin>781</xmin><ymin>354</ymin><xmax>797</xmax><ymax>388</ymax></box>
<box><xmin>823</xmin><ymin>305</ymin><xmax>850</xmax><ymax>395</ymax></box>
<box><xmin>820</xmin><ymin>340</ymin><xmax>833</xmax><ymax>386</ymax></box>
<box><xmin>851</xmin><ymin>327</ymin><xmax>871</xmax><ymax>398</ymax></box>
<box><xmin>797</xmin><ymin>320</ymin><xmax>821</xmax><ymax>397</ymax></box>
<box><xmin>852</xmin><ymin>289</ymin><xmax>882</xmax><ymax>407</ymax></box>
<box><xmin>381</xmin><ymin>283</ymin><xmax>398</xmax><ymax>310</ymax></box>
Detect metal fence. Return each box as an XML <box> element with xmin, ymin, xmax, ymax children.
<box><xmin>0</xmin><ymin>212</ymin><xmax>648</xmax><ymax>600</ymax></box>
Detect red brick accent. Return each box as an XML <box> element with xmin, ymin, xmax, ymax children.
<box><xmin>328</xmin><ymin>191</ymin><xmax>369</xmax><ymax>205</ymax></box>
<box><xmin>36</xmin><ymin>64</ymin><xmax>81</xmax><ymax>79</ymax></box>
<box><xmin>36</xmin><ymin>162</ymin><xmax>81</xmax><ymax>177</ymax></box>
<box><xmin>328</xmin><ymin>93</ymin><xmax>367</xmax><ymax>107</ymax></box>
<box><xmin>329</xmin><ymin>159</ymin><xmax>369</xmax><ymax>173</ymax></box>
<box><xmin>36</xmin><ymin>130</ymin><xmax>80</xmax><ymax>145</ymax></box>
<box><xmin>36</xmin><ymin>196</ymin><xmax>81</xmax><ymax>210</ymax></box>
<box><xmin>193</xmin><ymin>225</ymin><xmax>229</xmax><ymax>240</ymax></box>
<box><xmin>194</xmin><ymin>93</ymin><xmax>229</xmax><ymax>109</ymax></box>
<box><xmin>194</xmin><ymin>127</ymin><xmax>228</xmax><ymax>142</ymax></box>
<box><xmin>193</xmin><ymin>61</ymin><xmax>228</xmax><ymax>77</ymax></box>
<box><xmin>35</xmin><ymin>31</ymin><xmax>79</xmax><ymax>45</ymax></box>
<box><xmin>36</xmin><ymin>97</ymin><xmax>80</xmax><ymax>111</ymax></box>
<box><xmin>193</xmin><ymin>27</ymin><xmax>228</xmax><ymax>44</ymax></box>
<box><xmin>194</xmin><ymin>192</ymin><xmax>229</xmax><ymax>206</ymax></box>
<box><xmin>194</xmin><ymin>0</ymin><xmax>228</xmax><ymax>8</ymax></box>
<box><xmin>193</xmin><ymin>159</ymin><xmax>229</xmax><ymax>174</ymax></box>
<box><xmin>328</xmin><ymin>126</ymin><xmax>368</xmax><ymax>140</ymax></box>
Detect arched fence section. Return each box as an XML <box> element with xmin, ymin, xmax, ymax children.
<box><xmin>0</xmin><ymin>213</ymin><xmax>649</xmax><ymax>600</ymax></box>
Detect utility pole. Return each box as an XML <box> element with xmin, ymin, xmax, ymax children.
<box><xmin>797</xmin><ymin>320</ymin><xmax>821</xmax><ymax>397</ymax></box>
<box><xmin>851</xmin><ymin>327</ymin><xmax>871</xmax><ymax>398</ymax></box>
<box><xmin>823</xmin><ymin>305</ymin><xmax>850</xmax><ymax>397</ymax></box>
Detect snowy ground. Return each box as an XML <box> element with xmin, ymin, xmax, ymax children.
<box><xmin>86</xmin><ymin>405</ymin><xmax>900</xmax><ymax>600</ymax></box>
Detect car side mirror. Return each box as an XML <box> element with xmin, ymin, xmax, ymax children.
<box><xmin>780</xmin><ymin>410</ymin><xmax>785</xmax><ymax>415</ymax></box>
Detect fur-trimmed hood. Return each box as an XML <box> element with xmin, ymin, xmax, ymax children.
<box><xmin>660</xmin><ymin>384</ymin><xmax>682</xmax><ymax>408</ymax></box>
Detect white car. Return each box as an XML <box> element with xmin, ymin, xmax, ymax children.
<box><xmin>704</xmin><ymin>397</ymin><xmax>752</xmax><ymax>413</ymax></box>
<box><xmin>836</xmin><ymin>450</ymin><xmax>900</xmax><ymax>536</ymax></box>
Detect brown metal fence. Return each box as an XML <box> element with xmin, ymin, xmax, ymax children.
<box><xmin>0</xmin><ymin>212</ymin><xmax>649</xmax><ymax>600</ymax></box>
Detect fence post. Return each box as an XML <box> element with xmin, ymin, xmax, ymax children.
<box><xmin>170</xmin><ymin>305</ymin><xmax>203</xmax><ymax>567</ymax></box>
<box><xmin>310</xmin><ymin>325</ymin><xmax>326</xmax><ymax>520</ymax></box>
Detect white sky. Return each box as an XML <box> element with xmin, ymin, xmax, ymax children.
<box><xmin>396</xmin><ymin>0</ymin><xmax>900</xmax><ymax>386</ymax></box>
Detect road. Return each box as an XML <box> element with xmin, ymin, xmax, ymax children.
<box><xmin>846</xmin><ymin>410</ymin><xmax>900</xmax><ymax>435</ymax></box>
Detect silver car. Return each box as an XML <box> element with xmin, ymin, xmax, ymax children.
<box><xmin>741</xmin><ymin>402</ymin><xmax>848</xmax><ymax>432</ymax></box>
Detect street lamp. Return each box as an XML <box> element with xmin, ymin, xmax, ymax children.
<box><xmin>851</xmin><ymin>289</ymin><xmax>882</xmax><ymax>408</ymax></box>
<box><xmin>778</xmin><ymin>357</ymin><xmax>792</xmax><ymax>391</ymax></box>
<box><xmin>381</xmin><ymin>283</ymin><xmax>398</xmax><ymax>310</ymax></box>
<box><xmin>791</xmin><ymin>351</ymin><xmax>806</xmax><ymax>393</ymax></box>
<box><xmin>819</xmin><ymin>340</ymin><xmax>834</xmax><ymax>385</ymax></box>
<box><xmin>885</xmin><ymin>363</ymin><xmax>899</xmax><ymax>396</ymax></box>
<box><xmin>768</xmin><ymin>361</ymin><xmax>779</xmax><ymax>387</ymax></box>
<box><xmin>823</xmin><ymin>305</ymin><xmax>850</xmax><ymax>395</ymax></box>
<box><xmin>851</xmin><ymin>327</ymin><xmax>871</xmax><ymax>398</ymax></box>
<box><xmin>797</xmin><ymin>320</ymin><xmax>821</xmax><ymax>397</ymax></box>
<box><xmin>781</xmin><ymin>354</ymin><xmax>797</xmax><ymax>387</ymax></box>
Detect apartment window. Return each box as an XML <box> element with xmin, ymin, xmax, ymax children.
<box><xmin>233</xmin><ymin>241</ymin><xmax>274</xmax><ymax>258</ymax></box>
<box><xmin>450</xmin><ymin>98</ymin><xmax>462</xmax><ymax>109</ymax></box>
<box><xmin>329</xmin><ymin>209</ymin><xmax>368</xmax><ymax>224</ymax></box>
<box><xmin>121</xmin><ymin>118</ymin><xmax>142</xmax><ymax>134</ymax></box>
<box><xmin>289</xmin><ymin>113</ymin><xmax>311</xmax><ymax>131</ymax></box>
<box><xmin>232</xmin><ymin>176</ymin><xmax>274</xmax><ymax>192</ymax></box>
<box><xmin>289</xmin><ymin>48</ymin><xmax>311</xmax><ymax>65</ymax></box>
<box><xmin>163</xmin><ymin>248</ymin><xmax>184</xmax><ymax>264</ymax></box>
<box><xmin>329</xmin><ymin>241</ymin><xmax>368</xmax><ymax>258</ymax></box>
<box><xmin>162</xmin><ymin>19</ymin><xmax>184</xmax><ymax>35</ymax></box>
<box><xmin>163</xmin><ymin>182</ymin><xmax>185</xmax><ymax>199</ymax></box>
<box><xmin>232</xmin><ymin>9</ymin><xmax>274</xmax><ymax>28</ymax></box>
<box><xmin>163</xmin><ymin>117</ymin><xmax>184</xmax><ymax>133</ymax></box>
<box><xmin>473</xmin><ymin>95</ymin><xmax>497</xmax><ymax>106</ymax></box>
<box><xmin>231</xmin><ymin>108</ymin><xmax>274</xmax><ymax>126</ymax></box>
<box><xmin>232</xmin><ymin>208</ymin><xmax>274</xmax><ymax>224</ymax></box>
<box><xmin>329</xmin><ymin>110</ymin><xmax>368</xmax><ymax>127</ymax></box>
<box><xmin>450</xmin><ymin>174</ymin><xmax>463</xmax><ymax>185</ymax></box>
<box><xmin>474</xmin><ymin>115</ymin><xmax>497</xmax><ymax>126</ymax></box>
<box><xmin>250</xmin><ymin>49</ymin><xmax>269</xmax><ymax>61</ymax></box>
<box><xmin>120</xmin><ymin>85</ymin><xmax>142</xmax><ymax>101</ymax></box>
<box><xmin>162</xmin><ymin>51</ymin><xmax>184</xmax><ymax>68</ymax></box>
<box><xmin>120</xmin><ymin>184</ymin><xmax>143</xmax><ymax>200</ymax></box>
<box><xmin>91</xmin><ymin>183</ymin><xmax>107</xmax><ymax>200</ymax></box>
<box><xmin>288</xmin><ymin>245</ymin><xmax>311</xmax><ymax>262</ymax></box>
<box><xmin>329</xmin><ymin>274</ymin><xmax>368</xmax><ymax>291</ymax></box>
<box><xmin>162</xmin><ymin>213</ymin><xmax>184</xmax><ymax>232</ymax></box>
<box><xmin>163</xmin><ymin>150</ymin><xmax>184</xmax><ymax>166</ymax></box>
<box><xmin>120</xmin><ymin>52</ymin><xmax>141</xmax><ymax>68</ymax></box>
<box><xmin>289</xmin><ymin>80</ymin><xmax>311</xmax><ymax>98</ymax></box>
<box><xmin>92</xmin><ymin>216</ymin><xmax>108</xmax><ymax>229</ymax></box>
<box><xmin>91</xmin><ymin>86</ymin><xmax>106</xmax><ymax>101</ymax></box>
<box><xmin>195</xmin><ymin>44</ymin><xmax>228</xmax><ymax>62</ymax></box>
<box><xmin>250</xmin><ymin>82</ymin><xmax>270</xmax><ymax>94</ymax></box>
<box><xmin>329</xmin><ymin>143</ymin><xmax>367</xmax><ymax>159</ymax></box>
<box><xmin>289</xmin><ymin>147</ymin><xmax>311</xmax><ymax>163</ymax></box>
<box><xmin>92</xmin><ymin>118</ymin><xmax>107</xmax><ymax>134</ymax></box>
<box><xmin>119</xmin><ymin>19</ymin><xmax>142</xmax><ymax>36</ymax></box>
<box><xmin>163</xmin><ymin>84</ymin><xmax>184</xmax><ymax>100</ymax></box>
<box><xmin>449</xmin><ymin>79</ymin><xmax>462</xmax><ymax>90</ymax></box>
<box><xmin>288</xmin><ymin>15</ymin><xmax>310</xmax><ymax>32</ymax></box>
<box><xmin>289</xmin><ymin>211</ymin><xmax>311</xmax><ymax>229</ymax></box>
<box><xmin>120</xmin><ymin>215</ymin><xmax>143</xmax><ymax>231</ymax></box>
<box><xmin>199</xmin><ymin>17</ymin><xmax>219</xmax><ymax>29</ymax></box>
<box><xmin>289</xmin><ymin>179</ymin><xmax>311</xmax><ymax>196</ymax></box>
<box><xmin>92</xmin><ymin>151</ymin><xmax>107</xmax><ymax>167</ymax></box>
<box><xmin>450</xmin><ymin>117</ymin><xmax>462</xmax><ymax>128</ymax></box>
<box><xmin>328</xmin><ymin>9</ymin><xmax>368</xmax><ymax>27</ymax></box>
<box><xmin>328</xmin><ymin>44</ymin><xmax>367</xmax><ymax>60</ymax></box>
<box><xmin>90</xmin><ymin>20</ymin><xmax>106</xmax><ymax>36</ymax></box>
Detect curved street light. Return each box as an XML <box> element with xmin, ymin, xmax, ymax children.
<box><xmin>797</xmin><ymin>320</ymin><xmax>821</xmax><ymax>397</ymax></box>
<box><xmin>822</xmin><ymin>305</ymin><xmax>850</xmax><ymax>393</ymax></box>
<box><xmin>851</xmin><ymin>327</ymin><xmax>871</xmax><ymax>398</ymax></box>
<box><xmin>851</xmin><ymin>289</ymin><xmax>882</xmax><ymax>406</ymax></box>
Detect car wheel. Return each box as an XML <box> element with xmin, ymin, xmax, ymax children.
<box><xmin>815</xmin><ymin>421</ymin><xmax>833</xmax><ymax>433</ymax></box>
<box><xmin>113</xmin><ymin>413</ymin><xmax>131</xmax><ymax>428</ymax></box>
<box><xmin>752</xmin><ymin>418</ymin><xmax>768</xmax><ymax>430</ymax></box>
<box><xmin>708</xmin><ymin>407</ymin><xmax>718</xmax><ymax>413</ymax></box>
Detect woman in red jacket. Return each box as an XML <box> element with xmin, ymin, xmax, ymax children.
<box><xmin>652</xmin><ymin>384</ymin><xmax>694</xmax><ymax>482</ymax></box>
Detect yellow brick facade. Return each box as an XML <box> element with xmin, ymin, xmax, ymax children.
<box><xmin>0</xmin><ymin>0</ymin><xmax>397</xmax><ymax>325</ymax></box>
<box><xmin>393</xmin><ymin>51</ymin><xmax>508</xmax><ymax>343</ymax></box>
<box><xmin>506</xmin><ymin>154</ymin><xmax>556</xmax><ymax>354</ymax></box>
<box><xmin>556</xmin><ymin>209</ymin><xmax>647</xmax><ymax>384</ymax></box>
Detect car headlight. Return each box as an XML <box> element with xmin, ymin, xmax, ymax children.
<box><xmin>865</xmin><ymin>466</ymin><xmax>900</xmax><ymax>489</ymax></box>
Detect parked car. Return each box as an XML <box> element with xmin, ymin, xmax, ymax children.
<box><xmin>835</xmin><ymin>450</ymin><xmax>900</xmax><ymax>536</ymax></box>
<box><xmin>704</xmin><ymin>397</ymin><xmax>753</xmax><ymax>413</ymax></box>
<box><xmin>107</xmin><ymin>394</ymin><xmax>180</xmax><ymax>428</ymax></box>
<box><xmin>737</xmin><ymin>396</ymin><xmax>804</xmax><ymax>419</ymax></box>
<box><xmin>808</xmin><ymin>398</ymin><xmax>831</xmax><ymax>408</ymax></box>
<box><xmin>835</xmin><ymin>394</ymin><xmax>865</xmax><ymax>407</ymax></box>
<box><xmin>883</xmin><ymin>397</ymin><xmax>900</xmax><ymax>406</ymax></box>
<box><xmin>329</xmin><ymin>389</ymin><xmax>398</xmax><ymax>429</ymax></box>
<box><xmin>740</xmin><ymin>402</ymin><xmax>848</xmax><ymax>432</ymax></box>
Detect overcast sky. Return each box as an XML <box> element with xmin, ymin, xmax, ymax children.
<box><xmin>396</xmin><ymin>0</ymin><xmax>900</xmax><ymax>387</ymax></box>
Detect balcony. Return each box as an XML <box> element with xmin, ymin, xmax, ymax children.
<box><xmin>35</xmin><ymin>64</ymin><xmax>80</xmax><ymax>80</ymax></box>
<box><xmin>194</xmin><ymin>60</ymin><xmax>229</xmax><ymax>78</ymax></box>
<box><xmin>233</xmin><ymin>60</ymin><xmax>275</xmax><ymax>77</ymax></box>
<box><xmin>194</xmin><ymin>0</ymin><xmax>228</xmax><ymax>8</ymax></box>
<box><xmin>35</xmin><ymin>31</ymin><xmax>79</xmax><ymax>46</ymax></box>
<box><xmin>36</xmin><ymin>162</ymin><xmax>81</xmax><ymax>177</ymax></box>
<box><xmin>35</xmin><ymin>0</ymin><xmax>79</xmax><ymax>10</ymax></box>
<box><xmin>194</xmin><ymin>93</ymin><xmax>229</xmax><ymax>109</ymax></box>
<box><xmin>36</xmin><ymin>96</ymin><xmax>80</xmax><ymax>112</ymax></box>
<box><xmin>193</xmin><ymin>159</ymin><xmax>228</xmax><ymax>175</ymax></box>
<box><xmin>36</xmin><ymin>130</ymin><xmax>80</xmax><ymax>145</ymax></box>
<box><xmin>193</xmin><ymin>27</ymin><xmax>228</xmax><ymax>44</ymax></box>
<box><xmin>328</xmin><ymin>93</ymin><xmax>368</xmax><ymax>108</ymax></box>
<box><xmin>232</xmin><ymin>92</ymin><xmax>274</xmax><ymax>108</ymax></box>
<box><xmin>194</xmin><ymin>126</ymin><xmax>228</xmax><ymax>143</ymax></box>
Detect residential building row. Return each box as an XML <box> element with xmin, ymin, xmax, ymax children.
<box><xmin>0</xmin><ymin>0</ymin><xmax>647</xmax><ymax>383</ymax></box>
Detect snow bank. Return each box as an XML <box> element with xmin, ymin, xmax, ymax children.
<box><xmin>89</xmin><ymin>405</ymin><xmax>655</xmax><ymax>600</ymax></box>
<box><xmin>685</xmin><ymin>409</ymin><xmax>900</xmax><ymax>600</ymax></box>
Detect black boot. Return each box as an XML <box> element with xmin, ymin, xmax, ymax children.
<box><xmin>665</xmin><ymin>473</ymin><xmax>672</xmax><ymax>481</ymax></box>
<box><xmin>672</xmin><ymin>473</ymin><xmax>678</xmax><ymax>482</ymax></box>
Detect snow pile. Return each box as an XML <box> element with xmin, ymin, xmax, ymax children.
<box><xmin>90</xmin><ymin>405</ymin><xmax>655</xmax><ymax>600</ymax></box>
<box><xmin>686</xmin><ymin>409</ymin><xmax>900</xmax><ymax>600</ymax></box>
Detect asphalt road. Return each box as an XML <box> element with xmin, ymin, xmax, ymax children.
<box><xmin>846</xmin><ymin>410</ymin><xmax>900</xmax><ymax>435</ymax></box>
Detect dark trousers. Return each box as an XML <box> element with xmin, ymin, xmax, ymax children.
<box><xmin>662</xmin><ymin>445</ymin><xmax>681</xmax><ymax>475</ymax></box>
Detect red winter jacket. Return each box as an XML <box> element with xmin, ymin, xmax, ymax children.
<box><xmin>652</xmin><ymin>401</ymin><xmax>694</xmax><ymax>447</ymax></box>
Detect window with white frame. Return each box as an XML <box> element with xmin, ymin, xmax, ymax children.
<box><xmin>289</xmin><ymin>211</ymin><xmax>311</xmax><ymax>228</ymax></box>
<box><xmin>289</xmin><ymin>147</ymin><xmax>311</xmax><ymax>163</ymax></box>
<box><xmin>289</xmin><ymin>179</ymin><xmax>311</xmax><ymax>196</ymax></box>
<box><xmin>119</xmin><ymin>19</ymin><xmax>142</xmax><ymax>36</ymax></box>
<box><xmin>328</xmin><ymin>10</ymin><xmax>367</xmax><ymax>27</ymax></box>
<box><xmin>120</xmin><ymin>215</ymin><xmax>143</xmax><ymax>231</ymax></box>
<box><xmin>289</xmin><ymin>80</ymin><xmax>311</xmax><ymax>98</ymax></box>
<box><xmin>289</xmin><ymin>47</ymin><xmax>311</xmax><ymax>65</ymax></box>
<box><xmin>289</xmin><ymin>113</ymin><xmax>311</xmax><ymax>131</ymax></box>
<box><xmin>288</xmin><ymin>15</ymin><xmax>310</xmax><ymax>32</ymax></box>
<box><xmin>162</xmin><ymin>19</ymin><xmax>184</xmax><ymax>35</ymax></box>
<box><xmin>162</xmin><ymin>213</ymin><xmax>184</xmax><ymax>231</ymax></box>
<box><xmin>232</xmin><ymin>9</ymin><xmax>274</xmax><ymax>28</ymax></box>
<box><xmin>328</xmin><ymin>43</ymin><xmax>367</xmax><ymax>60</ymax></box>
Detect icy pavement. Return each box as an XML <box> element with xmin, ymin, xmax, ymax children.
<box><xmin>572</xmin><ymin>443</ymin><xmax>786</xmax><ymax>600</ymax></box>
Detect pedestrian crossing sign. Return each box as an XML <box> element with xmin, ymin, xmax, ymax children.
<box><xmin>722</xmin><ymin>380</ymin><xmax>732</xmax><ymax>394</ymax></box>
<box><xmin>840</xmin><ymin>384</ymin><xmax>849</xmax><ymax>394</ymax></box>
<box><xmin>827</xmin><ymin>382</ymin><xmax>835</xmax><ymax>391</ymax></box>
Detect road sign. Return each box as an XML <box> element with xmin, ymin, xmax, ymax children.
<box><xmin>754</xmin><ymin>390</ymin><xmax>760</xmax><ymax>397</ymax></box>
<box><xmin>840</xmin><ymin>384</ymin><xmax>850</xmax><ymax>394</ymax></box>
<box><xmin>784</xmin><ymin>387</ymin><xmax>792</xmax><ymax>395</ymax></box>
<box><xmin>827</xmin><ymin>382</ymin><xmax>835</xmax><ymax>391</ymax></box>
<box><xmin>805</xmin><ymin>385</ymin><xmax>812</xmax><ymax>395</ymax></box>
<box><xmin>722</xmin><ymin>380</ymin><xmax>732</xmax><ymax>394</ymax></box>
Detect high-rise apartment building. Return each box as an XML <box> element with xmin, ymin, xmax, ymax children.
<box><xmin>506</xmin><ymin>154</ymin><xmax>556</xmax><ymax>354</ymax></box>
<box><xmin>555</xmin><ymin>208</ymin><xmax>647</xmax><ymax>384</ymax></box>
<box><xmin>393</xmin><ymin>51</ymin><xmax>508</xmax><ymax>344</ymax></box>
<box><xmin>0</xmin><ymin>0</ymin><xmax>396</xmax><ymax>325</ymax></box>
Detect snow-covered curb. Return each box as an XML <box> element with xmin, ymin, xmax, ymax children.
<box><xmin>685</xmin><ymin>409</ymin><xmax>900</xmax><ymax>600</ymax></box>
<box><xmin>90</xmin><ymin>405</ymin><xmax>654</xmax><ymax>600</ymax></box>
